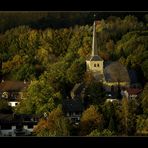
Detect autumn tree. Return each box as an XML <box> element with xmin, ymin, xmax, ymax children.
<box><xmin>33</xmin><ymin>105</ymin><xmax>70</xmax><ymax>136</ymax></box>
<box><xmin>136</xmin><ymin>115</ymin><xmax>148</xmax><ymax>136</ymax></box>
<box><xmin>121</xmin><ymin>97</ymin><xmax>129</xmax><ymax>135</ymax></box>
<box><xmin>88</xmin><ymin>129</ymin><xmax>115</xmax><ymax>136</ymax></box>
<box><xmin>80</xmin><ymin>105</ymin><xmax>104</xmax><ymax>136</ymax></box>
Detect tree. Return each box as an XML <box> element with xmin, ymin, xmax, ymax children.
<box><xmin>101</xmin><ymin>100</ymin><xmax>120</xmax><ymax>133</ymax></box>
<box><xmin>88</xmin><ymin>129</ymin><xmax>114</xmax><ymax>136</ymax></box>
<box><xmin>141</xmin><ymin>60</ymin><xmax>148</xmax><ymax>80</ymax></box>
<box><xmin>67</xmin><ymin>58</ymin><xmax>85</xmax><ymax>84</ymax></box>
<box><xmin>2</xmin><ymin>55</ymin><xmax>25</xmax><ymax>74</ymax></box>
<box><xmin>108</xmin><ymin>116</ymin><xmax>115</xmax><ymax>132</ymax></box>
<box><xmin>141</xmin><ymin>83</ymin><xmax>148</xmax><ymax>115</ymax></box>
<box><xmin>83</xmin><ymin>71</ymin><xmax>95</xmax><ymax>85</ymax></box>
<box><xmin>0</xmin><ymin>99</ymin><xmax>13</xmax><ymax>113</ymax></box>
<box><xmin>121</xmin><ymin>97</ymin><xmax>129</xmax><ymax>135</ymax></box>
<box><xmin>80</xmin><ymin>105</ymin><xmax>104</xmax><ymax>136</ymax></box>
<box><xmin>36</xmin><ymin>47</ymin><xmax>49</xmax><ymax>66</ymax></box>
<box><xmin>136</xmin><ymin>115</ymin><xmax>148</xmax><ymax>136</ymax></box>
<box><xmin>33</xmin><ymin>105</ymin><xmax>70</xmax><ymax>136</ymax></box>
<box><xmin>85</xmin><ymin>81</ymin><xmax>106</xmax><ymax>105</ymax></box>
<box><xmin>106</xmin><ymin>40</ymin><xmax>115</xmax><ymax>52</ymax></box>
<box><xmin>88</xmin><ymin>129</ymin><xmax>100</xmax><ymax>136</ymax></box>
<box><xmin>15</xmin><ymin>79</ymin><xmax>61</xmax><ymax>115</ymax></box>
<box><xmin>15</xmin><ymin>64</ymin><xmax>36</xmax><ymax>80</ymax></box>
<box><xmin>101</xmin><ymin>129</ymin><xmax>115</xmax><ymax>136</ymax></box>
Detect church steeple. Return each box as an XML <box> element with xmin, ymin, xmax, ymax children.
<box><xmin>90</xmin><ymin>21</ymin><xmax>102</xmax><ymax>61</ymax></box>
<box><xmin>92</xmin><ymin>21</ymin><xmax>98</xmax><ymax>56</ymax></box>
<box><xmin>86</xmin><ymin>20</ymin><xmax>104</xmax><ymax>80</ymax></box>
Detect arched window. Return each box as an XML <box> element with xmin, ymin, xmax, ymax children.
<box><xmin>97</xmin><ymin>64</ymin><xmax>99</xmax><ymax>67</ymax></box>
<box><xmin>94</xmin><ymin>64</ymin><xmax>96</xmax><ymax>67</ymax></box>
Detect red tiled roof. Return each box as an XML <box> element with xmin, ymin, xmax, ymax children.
<box><xmin>0</xmin><ymin>81</ymin><xmax>30</xmax><ymax>92</ymax></box>
<box><xmin>126</xmin><ymin>88</ymin><xmax>142</xmax><ymax>95</ymax></box>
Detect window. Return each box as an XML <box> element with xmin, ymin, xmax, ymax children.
<box><xmin>94</xmin><ymin>64</ymin><xmax>96</xmax><ymax>67</ymax></box>
<box><xmin>15</xmin><ymin>103</ymin><xmax>18</xmax><ymax>106</ymax></box>
<box><xmin>97</xmin><ymin>64</ymin><xmax>99</xmax><ymax>67</ymax></box>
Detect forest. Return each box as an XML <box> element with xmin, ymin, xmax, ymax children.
<box><xmin>0</xmin><ymin>12</ymin><xmax>148</xmax><ymax>136</ymax></box>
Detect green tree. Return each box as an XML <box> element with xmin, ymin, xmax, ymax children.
<box><xmin>67</xmin><ymin>58</ymin><xmax>85</xmax><ymax>84</ymax></box>
<box><xmin>15</xmin><ymin>79</ymin><xmax>61</xmax><ymax>114</ymax></box>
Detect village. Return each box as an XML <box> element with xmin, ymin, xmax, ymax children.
<box><xmin>0</xmin><ymin>20</ymin><xmax>144</xmax><ymax>136</ymax></box>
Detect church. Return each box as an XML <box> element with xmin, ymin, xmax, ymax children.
<box><xmin>86</xmin><ymin>21</ymin><xmax>131</xmax><ymax>92</ymax></box>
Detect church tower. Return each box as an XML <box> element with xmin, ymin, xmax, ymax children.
<box><xmin>86</xmin><ymin>21</ymin><xmax>104</xmax><ymax>81</ymax></box>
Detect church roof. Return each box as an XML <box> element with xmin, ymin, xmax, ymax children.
<box><xmin>104</xmin><ymin>61</ymin><xmax>130</xmax><ymax>82</ymax></box>
<box><xmin>86</xmin><ymin>55</ymin><xmax>103</xmax><ymax>61</ymax></box>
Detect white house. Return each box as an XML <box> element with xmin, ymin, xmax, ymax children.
<box><xmin>0</xmin><ymin>114</ymin><xmax>39</xmax><ymax>136</ymax></box>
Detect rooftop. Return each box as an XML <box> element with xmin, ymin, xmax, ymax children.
<box><xmin>104</xmin><ymin>61</ymin><xmax>130</xmax><ymax>82</ymax></box>
<box><xmin>126</xmin><ymin>88</ymin><xmax>143</xmax><ymax>95</ymax></box>
<box><xmin>0</xmin><ymin>80</ymin><xmax>30</xmax><ymax>92</ymax></box>
<box><xmin>87</xmin><ymin>55</ymin><xmax>103</xmax><ymax>61</ymax></box>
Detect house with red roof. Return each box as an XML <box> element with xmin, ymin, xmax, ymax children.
<box><xmin>121</xmin><ymin>87</ymin><xmax>143</xmax><ymax>100</ymax></box>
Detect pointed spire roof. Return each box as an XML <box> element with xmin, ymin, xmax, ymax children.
<box><xmin>89</xmin><ymin>21</ymin><xmax>103</xmax><ymax>61</ymax></box>
<box><xmin>92</xmin><ymin>21</ymin><xmax>98</xmax><ymax>56</ymax></box>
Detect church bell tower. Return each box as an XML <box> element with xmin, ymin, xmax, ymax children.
<box><xmin>86</xmin><ymin>21</ymin><xmax>104</xmax><ymax>81</ymax></box>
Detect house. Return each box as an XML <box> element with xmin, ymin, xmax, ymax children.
<box><xmin>0</xmin><ymin>80</ymin><xmax>30</xmax><ymax>107</ymax></box>
<box><xmin>86</xmin><ymin>21</ymin><xmax>134</xmax><ymax>93</ymax></box>
<box><xmin>121</xmin><ymin>87</ymin><xmax>143</xmax><ymax>100</ymax></box>
<box><xmin>62</xmin><ymin>99</ymin><xmax>83</xmax><ymax>125</ymax></box>
<box><xmin>0</xmin><ymin>113</ymin><xmax>40</xmax><ymax>136</ymax></box>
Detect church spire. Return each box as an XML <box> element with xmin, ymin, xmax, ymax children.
<box><xmin>92</xmin><ymin>21</ymin><xmax>98</xmax><ymax>56</ymax></box>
